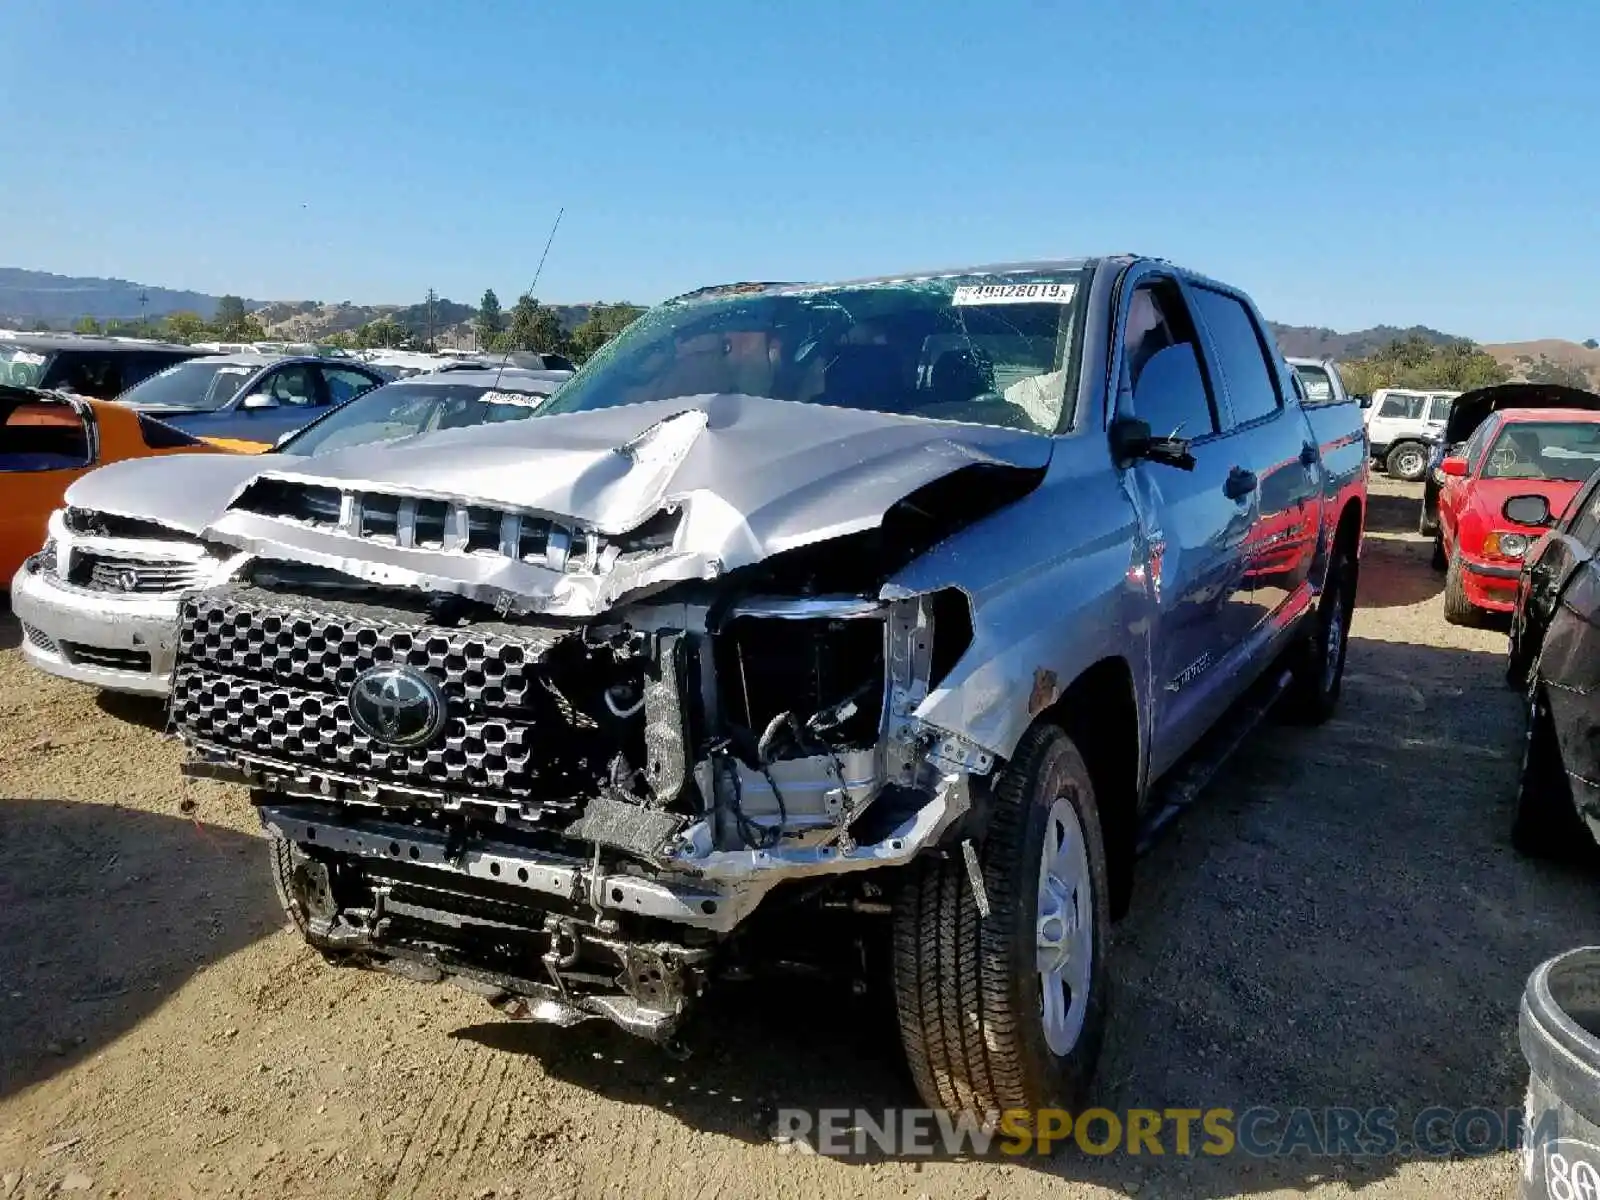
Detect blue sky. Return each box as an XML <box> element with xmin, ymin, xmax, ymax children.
<box><xmin>2</xmin><ymin>0</ymin><xmax>1596</xmax><ymax>341</ymax></box>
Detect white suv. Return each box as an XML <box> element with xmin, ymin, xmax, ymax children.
<box><xmin>1364</xmin><ymin>388</ymin><xmax>1459</xmax><ymax>480</ymax></box>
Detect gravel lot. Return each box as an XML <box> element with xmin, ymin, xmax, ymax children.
<box><xmin>2</xmin><ymin>476</ymin><xmax>1596</xmax><ymax>1199</ymax></box>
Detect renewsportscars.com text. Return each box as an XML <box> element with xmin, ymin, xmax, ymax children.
<box><xmin>775</xmin><ymin>1105</ymin><xmax>1532</xmax><ymax>1159</ymax></box>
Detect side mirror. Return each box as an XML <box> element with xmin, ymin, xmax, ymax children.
<box><xmin>241</xmin><ymin>392</ymin><xmax>278</xmax><ymax>410</ymax></box>
<box><xmin>1440</xmin><ymin>456</ymin><xmax>1469</xmax><ymax>478</ymax></box>
<box><xmin>1503</xmin><ymin>494</ymin><xmax>1555</xmax><ymax>528</ymax></box>
<box><xmin>1110</xmin><ymin>415</ymin><xmax>1196</xmax><ymax>472</ymax></box>
<box><xmin>1115</xmin><ymin>343</ymin><xmax>1203</xmax><ymax>471</ymax></box>
<box><xmin>1357</xmin><ymin>395</ymin><xmax>1372</xmax><ymax>409</ymax></box>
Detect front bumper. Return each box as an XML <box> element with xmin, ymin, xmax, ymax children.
<box><xmin>9</xmin><ymin>561</ymin><xmax>183</xmax><ymax>696</ymax></box>
<box><xmin>1459</xmin><ymin>557</ymin><xmax>1522</xmax><ymax>612</ymax></box>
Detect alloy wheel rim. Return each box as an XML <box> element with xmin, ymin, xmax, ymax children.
<box><xmin>1037</xmin><ymin>794</ymin><xmax>1094</xmax><ymax>1057</ymax></box>
<box><xmin>1322</xmin><ymin>571</ymin><xmax>1347</xmax><ymax>694</ymax></box>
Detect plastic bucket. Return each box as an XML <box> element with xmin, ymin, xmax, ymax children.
<box><xmin>1520</xmin><ymin>946</ymin><xmax>1600</xmax><ymax>1198</ymax></box>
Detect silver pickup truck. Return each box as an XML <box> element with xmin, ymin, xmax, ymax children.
<box><xmin>155</xmin><ymin>256</ymin><xmax>1366</xmax><ymax>1115</ymax></box>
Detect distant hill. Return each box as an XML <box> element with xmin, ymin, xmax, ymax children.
<box><xmin>7</xmin><ymin>266</ymin><xmax>1591</xmax><ymax>379</ymax></box>
<box><xmin>0</xmin><ymin>267</ymin><xmax>263</xmax><ymax>324</ymax></box>
<box><xmin>1266</xmin><ymin>323</ymin><xmax>1461</xmax><ymax>361</ymax></box>
<box><xmin>1483</xmin><ymin>339</ymin><xmax>1600</xmax><ymax>392</ymax></box>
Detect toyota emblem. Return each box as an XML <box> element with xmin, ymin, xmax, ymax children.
<box><xmin>347</xmin><ymin>665</ymin><xmax>447</xmax><ymax>748</ymax></box>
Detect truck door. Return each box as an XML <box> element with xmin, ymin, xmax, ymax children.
<box><xmin>1186</xmin><ymin>284</ymin><xmax>1324</xmax><ymax>644</ymax></box>
<box><xmin>1114</xmin><ymin>274</ymin><xmax>1257</xmax><ymax>778</ymax></box>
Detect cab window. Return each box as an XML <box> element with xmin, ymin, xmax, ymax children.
<box><xmin>1189</xmin><ymin>286</ymin><xmax>1283</xmax><ymax>425</ymax></box>
<box><xmin>1117</xmin><ymin>279</ymin><xmax>1218</xmax><ymax>439</ymax></box>
<box><xmin>0</xmin><ymin>398</ymin><xmax>92</xmax><ymax>472</ymax></box>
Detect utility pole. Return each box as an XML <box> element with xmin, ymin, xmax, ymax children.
<box><xmin>138</xmin><ymin>291</ymin><xmax>149</xmax><ymax>335</ymax></box>
<box><xmin>425</xmin><ymin>287</ymin><xmax>437</xmax><ymax>352</ymax></box>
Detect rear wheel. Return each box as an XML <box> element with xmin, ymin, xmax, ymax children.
<box><xmin>1386</xmin><ymin>441</ymin><xmax>1429</xmax><ymax>482</ymax></box>
<box><xmin>892</xmin><ymin>724</ymin><xmax>1110</xmax><ymax>1114</ymax></box>
<box><xmin>1285</xmin><ymin>536</ymin><xmax>1357</xmax><ymax>723</ymax></box>
<box><xmin>1511</xmin><ymin>685</ymin><xmax>1588</xmax><ymax>860</ymax></box>
<box><xmin>1442</xmin><ymin>553</ymin><xmax>1478</xmax><ymax>625</ymax></box>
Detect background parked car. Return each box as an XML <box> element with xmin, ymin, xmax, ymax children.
<box><xmin>1502</xmin><ymin>466</ymin><xmax>1600</xmax><ymax>860</ymax></box>
<box><xmin>1365</xmin><ymin>386</ymin><xmax>1458</xmax><ymax>481</ymax></box>
<box><xmin>1420</xmin><ymin>382</ymin><xmax>1600</xmax><ymax>537</ymax></box>
<box><xmin>0</xmin><ymin>332</ymin><xmax>208</xmax><ymax>398</ymax></box>
<box><xmin>1433</xmin><ymin>408</ymin><xmax>1600</xmax><ymax>624</ymax></box>
<box><xmin>112</xmin><ymin>354</ymin><xmax>388</xmax><ymax>450</ymax></box>
<box><xmin>0</xmin><ymin>383</ymin><xmax>228</xmax><ymax>583</ymax></box>
<box><xmin>10</xmin><ymin>367</ymin><xmax>567</xmax><ymax>696</ymax></box>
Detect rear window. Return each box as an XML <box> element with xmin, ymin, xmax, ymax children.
<box><xmin>1292</xmin><ymin>363</ymin><xmax>1334</xmax><ymax>405</ymax></box>
<box><xmin>0</xmin><ymin>397</ymin><xmax>92</xmax><ymax>472</ymax></box>
<box><xmin>1378</xmin><ymin>393</ymin><xmax>1428</xmax><ymax>420</ymax></box>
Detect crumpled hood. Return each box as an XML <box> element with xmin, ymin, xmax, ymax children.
<box><xmin>63</xmin><ymin>452</ymin><xmax>288</xmax><ymax>534</ymax></box>
<box><xmin>204</xmin><ymin>393</ymin><xmax>1054</xmax><ymax>615</ymax></box>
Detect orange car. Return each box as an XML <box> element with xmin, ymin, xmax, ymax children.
<box><xmin>1</xmin><ymin>385</ymin><xmax>236</xmax><ymax>583</ymax></box>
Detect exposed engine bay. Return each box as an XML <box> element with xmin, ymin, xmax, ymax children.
<box><xmin>169</xmin><ymin>427</ymin><xmax>1036</xmax><ymax>1043</ymax></box>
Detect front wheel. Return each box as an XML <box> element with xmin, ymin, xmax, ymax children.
<box><xmin>1386</xmin><ymin>441</ymin><xmax>1429</xmax><ymax>482</ymax></box>
<box><xmin>892</xmin><ymin>724</ymin><xmax>1110</xmax><ymax>1115</ymax></box>
<box><xmin>1442</xmin><ymin>553</ymin><xmax>1478</xmax><ymax>625</ymax></box>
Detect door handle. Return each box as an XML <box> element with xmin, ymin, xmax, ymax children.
<box><xmin>1300</xmin><ymin>440</ymin><xmax>1317</xmax><ymax>468</ymax></box>
<box><xmin>1223</xmin><ymin>467</ymin><xmax>1257</xmax><ymax>501</ymax></box>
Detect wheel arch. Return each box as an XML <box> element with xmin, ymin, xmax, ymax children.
<box><xmin>1033</xmin><ymin>655</ymin><xmax>1142</xmax><ymax>920</ymax></box>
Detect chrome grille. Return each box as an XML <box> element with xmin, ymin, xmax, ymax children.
<box><xmin>168</xmin><ymin>588</ymin><xmax>619</xmax><ymax>818</ymax></box>
<box><xmin>71</xmin><ymin>552</ymin><xmax>208</xmax><ymax>595</ymax></box>
<box><xmin>229</xmin><ymin>477</ymin><xmax>584</xmax><ymax>570</ymax></box>
<box><xmin>225</xmin><ymin>477</ymin><xmax>682</xmax><ymax>572</ymax></box>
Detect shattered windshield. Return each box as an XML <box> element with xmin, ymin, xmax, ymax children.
<box><xmin>540</xmin><ymin>271</ymin><xmax>1088</xmax><ymax>434</ymax></box>
<box><xmin>280</xmin><ymin>380</ymin><xmax>554</xmax><ymax>456</ymax></box>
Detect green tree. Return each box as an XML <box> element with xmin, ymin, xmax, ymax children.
<box><xmin>320</xmin><ymin>330</ymin><xmax>356</xmax><ymax>351</ymax></box>
<box><xmin>1340</xmin><ymin>337</ymin><xmax>1509</xmax><ymax>395</ymax></box>
<box><xmin>570</xmin><ymin>303</ymin><xmax>645</xmax><ymax>363</ymax></box>
<box><xmin>1584</xmin><ymin>338</ymin><xmax>1598</xmax><ymax>350</ymax></box>
<box><xmin>73</xmin><ymin>316</ymin><xmax>102</xmax><ymax>334</ymax></box>
<box><xmin>163</xmin><ymin>311</ymin><xmax>209</xmax><ymax>342</ymax></box>
<box><xmin>354</xmin><ymin>316</ymin><xmax>406</xmax><ymax>349</ymax></box>
<box><xmin>504</xmin><ymin>293</ymin><xmax>571</xmax><ymax>356</ymax></box>
<box><xmin>213</xmin><ymin>295</ymin><xmax>249</xmax><ymax>336</ymax></box>
<box><xmin>475</xmin><ymin>288</ymin><xmax>504</xmax><ymax>350</ymax></box>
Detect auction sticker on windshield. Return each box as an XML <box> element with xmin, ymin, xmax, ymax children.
<box><xmin>477</xmin><ymin>391</ymin><xmax>548</xmax><ymax>408</ymax></box>
<box><xmin>951</xmin><ymin>283</ymin><xmax>1076</xmax><ymax>306</ymax></box>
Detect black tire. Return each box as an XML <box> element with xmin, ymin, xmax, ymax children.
<box><xmin>1431</xmin><ymin>532</ymin><xmax>1447</xmax><ymax>572</ymax></box>
<box><xmin>1506</xmin><ymin>621</ymin><xmax>1533</xmax><ymax>690</ymax></box>
<box><xmin>892</xmin><ymin>724</ymin><xmax>1111</xmax><ymax>1115</ymax></box>
<box><xmin>1385</xmin><ymin>441</ymin><xmax>1429</xmax><ymax>482</ymax></box>
<box><xmin>265</xmin><ymin>830</ymin><xmax>344</xmax><ymax>939</ymax></box>
<box><xmin>1284</xmin><ymin>535</ymin><xmax>1357</xmax><ymax>724</ymax></box>
<box><xmin>1418</xmin><ymin>502</ymin><xmax>1439</xmax><ymax>539</ymax></box>
<box><xmin>1511</xmin><ymin>685</ymin><xmax>1588</xmax><ymax>861</ymax></box>
<box><xmin>1442</xmin><ymin>553</ymin><xmax>1478</xmax><ymax>625</ymax></box>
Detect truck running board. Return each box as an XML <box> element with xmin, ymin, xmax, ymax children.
<box><xmin>1135</xmin><ymin>667</ymin><xmax>1293</xmax><ymax>856</ymax></box>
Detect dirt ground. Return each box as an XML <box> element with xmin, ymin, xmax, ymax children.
<box><xmin>3</xmin><ymin>475</ymin><xmax>1596</xmax><ymax>1199</ymax></box>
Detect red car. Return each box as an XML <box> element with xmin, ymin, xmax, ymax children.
<box><xmin>1434</xmin><ymin>407</ymin><xmax>1600</xmax><ymax>623</ymax></box>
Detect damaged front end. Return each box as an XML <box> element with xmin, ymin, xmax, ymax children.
<box><xmin>169</xmin><ymin>400</ymin><xmax>1041</xmax><ymax>1043</ymax></box>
